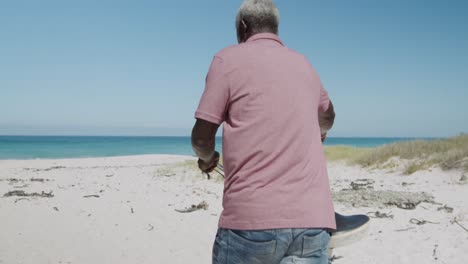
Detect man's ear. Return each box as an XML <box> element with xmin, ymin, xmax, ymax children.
<box><xmin>241</xmin><ymin>19</ymin><xmax>248</xmax><ymax>32</ymax></box>
<box><xmin>239</xmin><ymin>19</ymin><xmax>249</xmax><ymax>43</ymax></box>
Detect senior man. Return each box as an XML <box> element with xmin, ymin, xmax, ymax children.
<box><xmin>192</xmin><ymin>0</ymin><xmax>336</xmax><ymax>263</ymax></box>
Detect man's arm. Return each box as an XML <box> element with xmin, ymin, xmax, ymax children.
<box><xmin>319</xmin><ymin>100</ymin><xmax>335</xmax><ymax>141</ymax></box>
<box><xmin>191</xmin><ymin>118</ymin><xmax>220</xmax><ymax>172</ymax></box>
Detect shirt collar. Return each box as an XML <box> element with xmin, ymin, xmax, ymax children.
<box><xmin>246</xmin><ymin>33</ymin><xmax>284</xmax><ymax>46</ymax></box>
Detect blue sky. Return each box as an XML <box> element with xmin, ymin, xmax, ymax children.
<box><xmin>1</xmin><ymin>0</ymin><xmax>467</xmax><ymax>137</ymax></box>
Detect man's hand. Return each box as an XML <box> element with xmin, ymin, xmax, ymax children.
<box><xmin>192</xmin><ymin>118</ymin><xmax>220</xmax><ymax>174</ymax></box>
<box><xmin>319</xmin><ymin>100</ymin><xmax>335</xmax><ymax>143</ymax></box>
<box><xmin>198</xmin><ymin>151</ymin><xmax>220</xmax><ymax>173</ymax></box>
<box><xmin>318</xmin><ymin>100</ymin><xmax>335</xmax><ymax>132</ymax></box>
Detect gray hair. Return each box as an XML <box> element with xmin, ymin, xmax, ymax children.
<box><xmin>236</xmin><ymin>0</ymin><xmax>280</xmax><ymax>37</ymax></box>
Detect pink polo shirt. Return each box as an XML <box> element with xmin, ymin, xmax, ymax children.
<box><xmin>195</xmin><ymin>33</ymin><xmax>336</xmax><ymax>230</ymax></box>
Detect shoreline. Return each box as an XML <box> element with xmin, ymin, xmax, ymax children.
<box><xmin>1</xmin><ymin>136</ymin><xmax>441</xmax><ymax>161</ymax></box>
<box><xmin>0</xmin><ymin>154</ymin><xmax>196</xmax><ymax>162</ymax></box>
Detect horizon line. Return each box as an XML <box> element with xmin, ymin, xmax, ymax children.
<box><xmin>0</xmin><ymin>134</ymin><xmax>444</xmax><ymax>139</ymax></box>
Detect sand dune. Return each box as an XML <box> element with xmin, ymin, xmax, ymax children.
<box><xmin>1</xmin><ymin>155</ymin><xmax>467</xmax><ymax>263</ymax></box>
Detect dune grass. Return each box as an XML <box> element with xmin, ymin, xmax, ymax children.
<box><xmin>324</xmin><ymin>145</ymin><xmax>372</xmax><ymax>162</ymax></box>
<box><xmin>156</xmin><ymin>136</ymin><xmax>467</xmax><ymax>177</ymax></box>
<box><xmin>325</xmin><ymin>134</ymin><xmax>468</xmax><ymax>174</ymax></box>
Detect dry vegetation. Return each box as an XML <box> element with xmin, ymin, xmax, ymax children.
<box><xmin>324</xmin><ymin>145</ymin><xmax>372</xmax><ymax>162</ymax></box>
<box><xmin>155</xmin><ymin>135</ymin><xmax>468</xmax><ymax>177</ymax></box>
<box><xmin>325</xmin><ymin>134</ymin><xmax>468</xmax><ymax>174</ymax></box>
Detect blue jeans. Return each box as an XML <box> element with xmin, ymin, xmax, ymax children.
<box><xmin>212</xmin><ymin>228</ymin><xmax>330</xmax><ymax>264</ymax></box>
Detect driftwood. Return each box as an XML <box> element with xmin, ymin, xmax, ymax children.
<box><xmin>350</xmin><ymin>179</ymin><xmax>375</xmax><ymax>190</ymax></box>
<box><xmin>175</xmin><ymin>201</ymin><xmax>209</xmax><ymax>213</ymax></box>
<box><xmin>13</xmin><ymin>184</ymin><xmax>29</xmax><ymax>188</ymax></box>
<box><xmin>25</xmin><ymin>166</ymin><xmax>66</xmax><ymax>172</ymax></box>
<box><xmin>386</xmin><ymin>201</ymin><xmax>420</xmax><ymax>210</ymax></box>
<box><xmin>437</xmin><ymin>205</ymin><xmax>454</xmax><ymax>213</ymax></box>
<box><xmin>3</xmin><ymin>190</ymin><xmax>54</xmax><ymax>198</ymax></box>
<box><xmin>30</xmin><ymin>178</ymin><xmax>50</xmax><ymax>182</ymax></box>
<box><xmin>451</xmin><ymin>218</ymin><xmax>468</xmax><ymax>232</ymax></box>
<box><xmin>394</xmin><ymin>227</ymin><xmax>416</xmax><ymax>232</ymax></box>
<box><xmin>409</xmin><ymin>218</ymin><xmax>439</xmax><ymax>225</ymax></box>
<box><xmin>83</xmin><ymin>195</ymin><xmax>100</xmax><ymax>198</ymax></box>
<box><xmin>14</xmin><ymin>198</ymin><xmax>30</xmax><ymax>203</ymax></box>
<box><xmin>5</xmin><ymin>178</ymin><xmax>22</xmax><ymax>182</ymax></box>
<box><xmin>367</xmin><ymin>211</ymin><xmax>394</xmax><ymax>219</ymax></box>
<box><xmin>4</xmin><ymin>178</ymin><xmax>50</xmax><ymax>183</ymax></box>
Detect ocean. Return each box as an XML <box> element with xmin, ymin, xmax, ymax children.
<box><xmin>0</xmin><ymin>136</ymin><xmax>430</xmax><ymax>160</ymax></box>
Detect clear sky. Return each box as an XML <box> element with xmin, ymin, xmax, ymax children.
<box><xmin>1</xmin><ymin>0</ymin><xmax>467</xmax><ymax>137</ymax></box>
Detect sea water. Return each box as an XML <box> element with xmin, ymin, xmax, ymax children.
<box><xmin>0</xmin><ymin>136</ymin><xmax>432</xmax><ymax>160</ymax></box>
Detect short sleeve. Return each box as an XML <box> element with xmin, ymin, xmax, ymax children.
<box><xmin>319</xmin><ymin>84</ymin><xmax>330</xmax><ymax>112</ymax></box>
<box><xmin>195</xmin><ymin>56</ymin><xmax>230</xmax><ymax>125</ymax></box>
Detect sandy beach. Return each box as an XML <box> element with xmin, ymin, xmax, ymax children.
<box><xmin>1</xmin><ymin>155</ymin><xmax>467</xmax><ymax>264</ymax></box>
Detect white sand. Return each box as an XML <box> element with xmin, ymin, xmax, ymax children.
<box><xmin>0</xmin><ymin>155</ymin><xmax>467</xmax><ymax>264</ymax></box>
